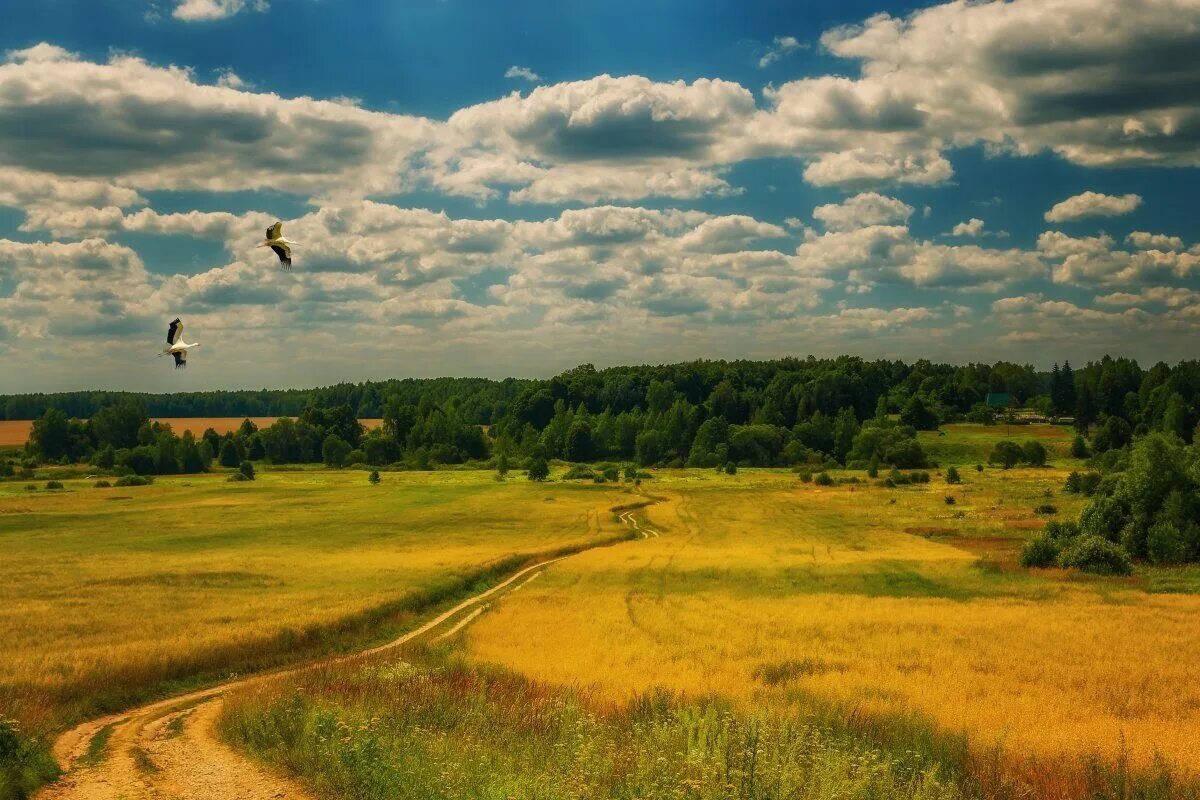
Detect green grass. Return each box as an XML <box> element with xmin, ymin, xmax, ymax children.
<box><xmin>919</xmin><ymin>423</ymin><xmax>1082</xmax><ymax>467</ymax></box>
<box><xmin>220</xmin><ymin>648</ymin><xmax>968</xmax><ymax>800</ymax></box>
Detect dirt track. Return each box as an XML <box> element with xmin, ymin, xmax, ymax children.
<box><xmin>35</xmin><ymin>508</ymin><xmax>656</xmax><ymax>800</ymax></box>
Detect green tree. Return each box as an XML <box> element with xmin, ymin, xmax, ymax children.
<box><xmin>322</xmin><ymin>434</ymin><xmax>352</xmax><ymax>468</ymax></box>
<box><xmin>528</xmin><ymin>456</ymin><xmax>550</xmax><ymax>481</ymax></box>
<box><xmin>988</xmin><ymin>441</ymin><xmax>1023</xmax><ymax>469</ymax></box>
<box><xmin>497</xmin><ymin>453</ymin><xmax>510</xmax><ymax>478</ymax></box>
<box><xmin>29</xmin><ymin>408</ymin><xmax>71</xmax><ymax>461</ymax></box>
<box><xmin>1070</xmin><ymin>434</ymin><xmax>1089</xmax><ymax>459</ymax></box>
<box><xmin>239</xmin><ymin>460</ymin><xmax>256</xmax><ymax>481</ymax></box>
<box><xmin>368</xmin><ymin>470</ymin><xmax>381</xmax><ymax>485</ymax></box>
<box><xmin>899</xmin><ymin>396</ymin><xmax>938</xmax><ymax>431</ymax></box>
<box><xmin>832</xmin><ymin>407</ymin><xmax>859</xmax><ymax>463</ymax></box>
<box><xmin>219</xmin><ymin>439</ymin><xmax>243</xmax><ymax>467</ymax></box>
<box><xmin>1021</xmin><ymin>440</ymin><xmax>1047</xmax><ymax>467</ymax></box>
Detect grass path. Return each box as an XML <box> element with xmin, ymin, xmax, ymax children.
<box><xmin>33</xmin><ymin>503</ymin><xmax>654</xmax><ymax>800</ymax></box>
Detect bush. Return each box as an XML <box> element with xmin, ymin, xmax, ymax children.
<box><xmin>1070</xmin><ymin>434</ymin><xmax>1090</xmax><ymax>458</ymax></box>
<box><xmin>866</xmin><ymin>457</ymin><xmax>879</xmax><ymax>479</ymax></box>
<box><xmin>562</xmin><ymin>464</ymin><xmax>595</xmax><ymax>480</ymax></box>
<box><xmin>1020</xmin><ymin>533</ymin><xmax>1061</xmax><ymax>568</ymax></box>
<box><xmin>238</xmin><ymin>461</ymin><xmax>256</xmax><ymax>481</ymax></box>
<box><xmin>94</xmin><ymin>480</ymin><xmax>111</xmax><ymax>488</ymax></box>
<box><xmin>724</xmin><ymin>462</ymin><xmax>737</xmax><ymax>475</ymax></box>
<box><xmin>0</xmin><ymin>717</ymin><xmax>60</xmax><ymax>799</ymax></box>
<box><xmin>975</xmin><ymin>463</ymin><xmax>984</xmax><ymax>472</ymax></box>
<box><xmin>44</xmin><ymin>480</ymin><xmax>63</xmax><ymax>490</ymax></box>
<box><xmin>1034</xmin><ymin>504</ymin><xmax>1057</xmax><ymax>515</ymax></box>
<box><xmin>24</xmin><ymin>484</ymin><xmax>36</xmax><ymax>492</ymax></box>
<box><xmin>909</xmin><ymin>471</ymin><xmax>930</xmax><ymax>484</ymax></box>
<box><xmin>988</xmin><ymin>441</ymin><xmax>1024</xmax><ymax>469</ymax></box>
<box><xmin>528</xmin><ymin>457</ymin><xmax>550</xmax><ymax>482</ymax></box>
<box><xmin>114</xmin><ymin>475</ymin><xmax>153</xmax><ymax>487</ymax></box>
<box><xmin>1058</xmin><ymin>535</ymin><xmax>1133</xmax><ymax>575</ymax></box>
<box><xmin>1147</xmin><ymin>520</ymin><xmax>1188</xmax><ymax>565</ymax></box>
<box><xmin>945</xmin><ymin>466</ymin><xmax>961</xmax><ymax>485</ymax></box>
<box><xmin>603</xmin><ymin>466</ymin><xmax>620</xmax><ymax>482</ymax></box>
<box><xmin>798</xmin><ymin>470</ymin><xmax>812</xmax><ymax>483</ymax></box>
<box><xmin>1043</xmin><ymin>519</ymin><xmax>1080</xmax><ymax>540</ymax></box>
<box><xmin>227</xmin><ymin>473</ymin><xmax>251</xmax><ymax>482</ymax></box>
<box><xmin>1021</xmin><ymin>440</ymin><xmax>1047</xmax><ymax>467</ymax></box>
<box><xmin>944</xmin><ymin>495</ymin><xmax>956</xmax><ymax>505</ymax></box>
<box><xmin>368</xmin><ymin>470</ymin><xmax>381</xmax><ymax>485</ymax></box>
<box><xmin>813</xmin><ymin>472</ymin><xmax>833</xmax><ymax>486</ymax></box>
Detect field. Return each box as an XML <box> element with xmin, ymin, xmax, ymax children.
<box><xmin>0</xmin><ymin>470</ymin><xmax>625</xmax><ymax>738</ymax></box>
<box><xmin>0</xmin><ymin>418</ymin><xmax>384</xmax><ymax>447</ymax></box>
<box><xmin>10</xmin><ymin>425</ymin><xmax>1200</xmax><ymax>799</ymax></box>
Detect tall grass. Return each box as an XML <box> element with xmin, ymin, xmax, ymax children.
<box><xmin>0</xmin><ymin>719</ymin><xmax>57</xmax><ymax>800</ymax></box>
<box><xmin>221</xmin><ymin>648</ymin><xmax>965</xmax><ymax>800</ymax></box>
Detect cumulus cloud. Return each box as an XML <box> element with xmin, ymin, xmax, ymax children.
<box><xmin>949</xmin><ymin>218</ymin><xmax>985</xmax><ymax>237</ymax></box>
<box><xmin>505</xmin><ymin>66</ymin><xmax>541</xmax><ymax>82</ymax></box>
<box><xmin>172</xmin><ymin>0</ymin><xmax>268</xmax><ymax>21</ymax></box>
<box><xmin>812</xmin><ymin>192</ymin><xmax>913</xmax><ymax>231</ymax></box>
<box><xmin>1044</xmin><ymin>191</ymin><xmax>1143</xmax><ymax>222</ymax></box>
<box><xmin>758</xmin><ymin>36</ymin><xmax>805</xmax><ymax>68</ymax></box>
<box><xmin>1126</xmin><ymin>231</ymin><xmax>1185</xmax><ymax>251</ymax></box>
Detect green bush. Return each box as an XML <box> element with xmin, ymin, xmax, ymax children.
<box><xmin>988</xmin><ymin>441</ymin><xmax>1023</xmax><ymax>469</ymax></box>
<box><xmin>227</xmin><ymin>473</ymin><xmax>251</xmax><ymax>482</ymax></box>
<box><xmin>368</xmin><ymin>470</ymin><xmax>381</xmax><ymax>485</ymax></box>
<box><xmin>93</xmin><ymin>480</ymin><xmax>111</xmax><ymax>488</ymax></box>
<box><xmin>44</xmin><ymin>480</ymin><xmax>63</xmax><ymax>490</ymax></box>
<box><xmin>238</xmin><ymin>461</ymin><xmax>256</xmax><ymax>481</ymax></box>
<box><xmin>724</xmin><ymin>462</ymin><xmax>737</xmax><ymax>475</ymax></box>
<box><xmin>798</xmin><ymin>470</ymin><xmax>812</xmax><ymax>483</ymax></box>
<box><xmin>1058</xmin><ymin>535</ymin><xmax>1133</xmax><ymax>576</ymax></box>
<box><xmin>0</xmin><ymin>718</ymin><xmax>60</xmax><ymax>800</ymax></box>
<box><xmin>528</xmin><ymin>457</ymin><xmax>550</xmax><ymax>481</ymax></box>
<box><xmin>1034</xmin><ymin>504</ymin><xmax>1057</xmax><ymax>515</ymax></box>
<box><xmin>944</xmin><ymin>495</ymin><xmax>956</xmax><ymax>505</ymax></box>
<box><xmin>1021</xmin><ymin>440</ymin><xmax>1047</xmax><ymax>467</ymax></box>
<box><xmin>114</xmin><ymin>475</ymin><xmax>153</xmax><ymax>487</ymax></box>
<box><xmin>945</xmin><ymin>466</ymin><xmax>961</xmax><ymax>485</ymax></box>
<box><xmin>1070</xmin><ymin>434</ymin><xmax>1090</xmax><ymax>458</ymax></box>
<box><xmin>1020</xmin><ymin>533</ymin><xmax>1061</xmax><ymax>568</ymax></box>
<box><xmin>1147</xmin><ymin>520</ymin><xmax>1188</xmax><ymax>565</ymax></box>
<box><xmin>562</xmin><ymin>464</ymin><xmax>595</xmax><ymax>480</ymax></box>
<box><xmin>975</xmin><ymin>463</ymin><xmax>984</xmax><ymax>472</ymax></box>
<box><xmin>813</xmin><ymin>472</ymin><xmax>833</xmax><ymax>486</ymax></box>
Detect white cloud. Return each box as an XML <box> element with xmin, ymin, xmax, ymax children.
<box><xmin>758</xmin><ymin>36</ymin><xmax>805</xmax><ymax>68</ymax></box>
<box><xmin>172</xmin><ymin>0</ymin><xmax>268</xmax><ymax>21</ymax></box>
<box><xmin>950</xmin><ymin>218</ymin><xmax>985</xmax><ymax>237</ymax></box>
<box><xmin>1044</xmin><ymin>191</ymin><xmax>1143</xmax><ymax>223</ymax></box>
<box><xmin>214</xmin><ymin>68</ymin><xmax>248</xmax><ymax>89</ymax></box>
<box><xmin>505</xmin><ymin>66</ymin><xmax>541</xmax><ymax>82</ymax></box>
<box><xmin>812</xmin><ymin>192</ymin><xmax>913</xmax><ymax>231</ymax></box>
<box><xmin>1126</xmin><ymin>231</ymin><xmax>1184</xmax><ymax>251</ymax></box>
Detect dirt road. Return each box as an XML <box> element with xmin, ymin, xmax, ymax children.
<box><xmin>35</xmin><ymin>507</ymin><xmax>657</xmax><ymax>800</ymax></box>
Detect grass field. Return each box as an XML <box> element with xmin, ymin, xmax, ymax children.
<box><xmin>461</xmin><ymin>467</ymin><xmax>1200</xmax><ymax>795</ymax></box>
<box><xmin>0</xmin><ymin>470</ymin><xmax>626</xmax><ymax>739</ymax></box>
<box><xmin>0</xmin><ymin>418</ymin><xmax>384</xmax><ymax>447</ymax></box>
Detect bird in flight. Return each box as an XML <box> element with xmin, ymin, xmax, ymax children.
<box><xmin>258</xmin><ymin>221</ymin><xmax>298</xmax><ymax>270</ymax></box>
<box><xmin>159</xmin><ymin>318</ymin><xmax>200</xmax><ymax>369</ymax></box>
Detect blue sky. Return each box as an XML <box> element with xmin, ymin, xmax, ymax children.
<box><xmin>1</xmin><ymin>0</ymin><xmax>1198</xmax><ymax>392</ymax></box>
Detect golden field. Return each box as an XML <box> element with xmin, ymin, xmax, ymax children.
<box><xmin>0</xmin><ymin>417</ymin><xmax>384</xmax><ymax>446</ymax></box>
<box><xmin>464</xmin><ymin>467</ymin><xmax>1200</xmax><ymax>784</ymax></box>
<box><xmin>0</xmin><ymin>470</ymin><xmax>625</xmax><ymax>734</ymax></box>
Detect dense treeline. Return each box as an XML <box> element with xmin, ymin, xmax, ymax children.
<box><xmin>13</xmin><ymin>356</ymin><xmax>1200</xmax><ymax>474</ymax></box>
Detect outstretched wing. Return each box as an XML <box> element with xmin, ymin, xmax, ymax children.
<box><xmin>167</xmin><ymin>318</ymin><xmax>182</xmax><ymax>345</ymax></box>
<box><xmin>270</xmin><ymin>242</ymin><xmax>292</xmax><ymax>270</ymax></box>
<box><xmin>267</xmin><ymin>221</ymin><xmax>282</xmax><ymax>240</ymax></box>
<box><xmin>172</xmin><ymin>350</ymin><xmax>186</xmax><ymax>367</ymax></box>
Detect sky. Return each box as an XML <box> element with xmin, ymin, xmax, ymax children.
<box><xmin>1</xmin><ymin>0</ymin><xmax>1199</xmax><ymax>393</ymax></box>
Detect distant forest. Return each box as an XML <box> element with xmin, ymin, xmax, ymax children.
<box><xmin>9</xmin><ymin>356</ymin><xmax>1200</xmax><ymax>473</ymax></box>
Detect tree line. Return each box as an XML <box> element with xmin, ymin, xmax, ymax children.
<box><xmin>14</xmin><ymin>355</ymin><xmax>1200</xmax><ymax>474</ymax></box>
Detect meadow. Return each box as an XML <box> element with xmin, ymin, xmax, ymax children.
<box><xmin>0</xmin><ymin>469</ymin><xmax>627</xmax><ymax>740</ymax></box>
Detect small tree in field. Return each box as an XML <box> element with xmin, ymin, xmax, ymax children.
<box><xmin>946</xmin><ymin>466</ymin><xmax>961</xmax><ymax>484</ymax></box>
<box><xmin>988</xmin><ymin>441</ymin><xmax>1023</xmax><ymax>469</ymax></box>
<box><xmin>368</xmin><ymin>470</ymin><xmax>381</xmax><ymax>485</ymax></box>
<box><xmin>497</xmin><ymin>453</ymin><xmax>510</xmax><ymax>478</ymax></box>
<box><xmin>724</xmin><ymin>462</ymin><xmax>737</xmax><ymax>475</ymax></box>
<box><xmin>528</xmin><ymin>457</ymin><xmax>550</xmax><ymax>482</ymax></box>
<box><xmin>1070</xmin><ymin>434</ymin><xmax>1089</xmax><ymax>459</ymax></box>
<box><xmin>238</xmin><ymin>460</ymin><xmax>255</xmax><ymax>481</ymax></box>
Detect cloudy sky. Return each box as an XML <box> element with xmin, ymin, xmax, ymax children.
<box><xmin>1</xmin><ymin>0</ymin><xmax>1198</xmax><ymax>393</ymax></box>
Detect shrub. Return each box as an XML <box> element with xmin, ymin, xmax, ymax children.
<box><xmin>368</xmin><ymin>470</ymin><xmax>381</xmax><ymax>485</ymax></box>
<box><xmin>724</xmin><ymin>462</ymin><xmax>737</xmax><ymax>475</ymax></box>
<box><xmin>114</xmin><ymin>475</ymin><xmax>153</xmax><ymax>487</ymax></box>
<box><xmin>1034</xmin><ymin>504</ymin><xmax>1058</xmax><ymax>515</ymax></box>
<box><xmin>813</xmin><ymin>472</ymin><xmax>833</xmax><ymax>486</ymax></box>
<box><xmin>94</xmin><ymin>480</ymin><xmax>111</xmax><ymax>488</ymax></box>
<box><xmin>238</xmin><ymin>461</ymin><xmax>256</xmax><ymax>481</ymax></box>
<box><xmin>1058</xmin><ymin>535</ymin><xmax>1133</xmax><ymax>576</ymax></box>
<box><xmin>1021</xmin><ymin>440</ymin><xmax>1047</xmax><ymax>467</ymax></box>
<box><xmin>562</xmin><ymin>464</ymin><xmax>595</xmax><ymax>480</ymax></box>
<box><xmin>44</xmin><ymin>480</ymin><xmax>63</xmax><ymax>490</ymax></box>
<box><xmin>24</xmin><ymin>484</ymin><xmax>36</xmax><ymax>491</ymax></box>
<box><xmin>1070</xmin><ymin>434</ymin><xmax>1090</xmax><ymax>458</ymax></box>
<box><xmin>528</xmin><ymin>457</ymin><xmax>550</xmax><ymax>482</ymax></box>
<box><xmin>1020</xmin><ymin>533</ymin><xmax>1061</xmax><ymax>568</ymax></box>
<box><xmin>624</xmin><ymin>465</ymin><xmax>638</xmax><ymax>481</ymax></box>
<box><xmin>909</xmin><ymin>471</ymin><xmax>930</xmax><ymax>484</ymax></box>
<box><xmin>227</xmin><ymin>473</ymin><xmax>251</xmax><ymax>482</ymax></box>
<box><xmin>1147</xmin><ymin>520</ymin><xmax>1188</xmax><ymax>565</ymax></box>
<box><xmin>975</xmin><ymin>463</ymin><xmax>984</xmax><ymax>472</ymax></box>
<box><xmin>988</xmin><ymin>441</ymin><xmax>1024</xmax><ymax>469</ymax></box>
<box><xmin>1043</xmin><ymin>519</ymin><xmax>1080</xmax><ymax>540</ymax></box>
<box><xmin>944</xmin><ymin>495</ymin><xmax>956</xmax><ymax>505</ymax></box>
<box><xmin>1078</xmin><ymin>495</ymin><xmax>1125</xmax><ymax>542</ymax></box>
<box><xmin>798</xmin><ymin>471</ymin><xmax>813</xmax><ymax>483</ymax></box>
<box><xmin>945</xmin><ymin>466</ymin><xmax>961</xmax><ymax>485</ymax></box>
<box><xmin>866</xmin><ymin>457</ymin><xmax>879</xmax><ymax>479</ymax></box>
<box><xmin>603</xmin><ymin>466</ymin><xmax>620</xmax><ymax>482</ymax></box>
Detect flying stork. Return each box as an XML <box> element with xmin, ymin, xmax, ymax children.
<box><xmin>258</xmin><ymin>221</ymin><xmax>298</xmax><ymax>270</ymax></box>
<box><xmin>159</xmin><ymin>318</ymin><xmax>200</xmax><ymax>369</ymax></box>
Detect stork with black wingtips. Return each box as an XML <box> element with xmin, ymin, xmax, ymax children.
<box><xmin>258</xmin><ymin>221</ymin><xmax>299</xmax><ymax>270</ymax></box>
<box><xmin>159</xmin><ymin>318</ymin><xmax>200</xmax><ymax>369</ymax></box>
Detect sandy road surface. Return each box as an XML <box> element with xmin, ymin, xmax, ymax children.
<box><xmin>36</xmin><ymin>504</ymin><xmax>659</xmax><ymax>800</ymax></box>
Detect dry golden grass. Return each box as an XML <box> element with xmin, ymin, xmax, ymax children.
<box><xmin>0</xmin><ymin>417</ymin><xmax>384</xmax><ymax>445</ymax></box>
<box><xmin>465</xmin><ymin>467</ymin><xmax>1200</xmax><ymax>782</ymax></box>
<box><xmin>0</xmin><ymin>470</ymin><xmax>625</xmax><ymax>734</ymax></box>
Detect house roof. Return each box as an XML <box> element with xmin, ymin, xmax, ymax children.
<box><xmin>985</xmin><ymin>392</ymin><xmax>1013</xmax><ymax>406</ymax></box>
